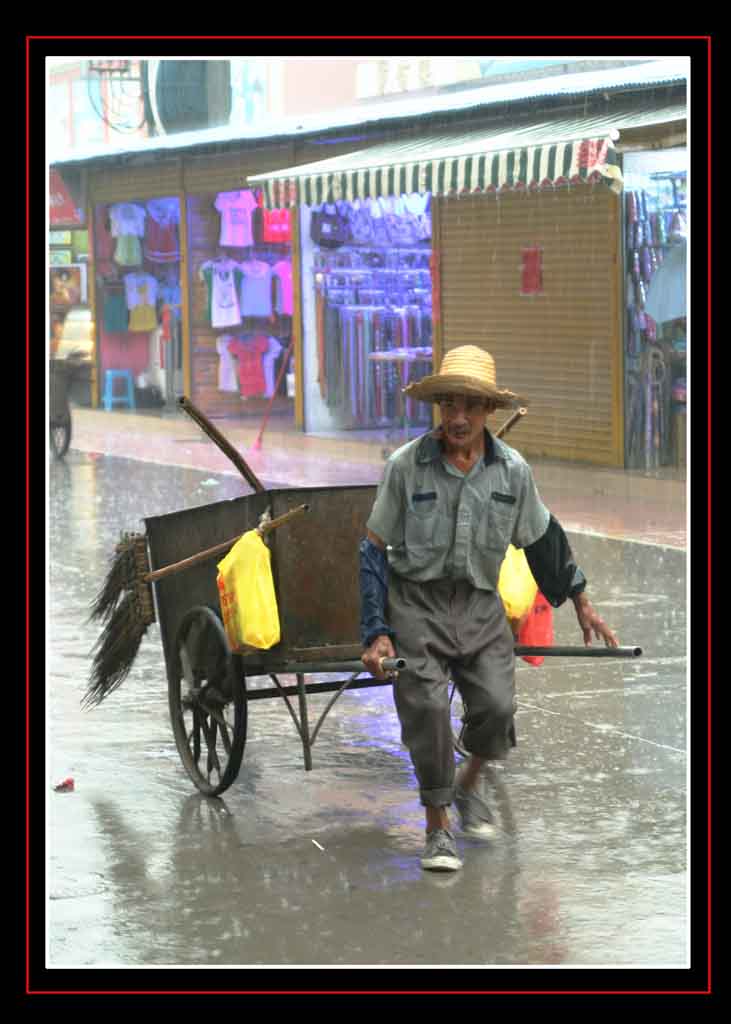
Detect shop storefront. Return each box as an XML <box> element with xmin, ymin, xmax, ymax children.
<box><xmin>49</xmin><ymin>167</ymin><xmax>96</xmax><ymax>404</ymax></box>
<box><xmin>621</xmin><ymin>148</ymin><xmax>687</xmax><ymax>471</ymax></box>
<box><xmin>57</xmin><ymin>136</ymin><xmax>355</xmax><ymax>422</ymax></box>
<box><xmin>250</xmin><ymin>121</ymin><xmax>626</xmax><ymax>464</ymax></box>
<box><xmin>250</xmin><ymin>101</ymin><xmax>686</xmax><ymax>468</ymax></box>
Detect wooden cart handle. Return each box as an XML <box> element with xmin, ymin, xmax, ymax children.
<box><xmin>495</xmin><ymin>407</ymin><xmax>527</xmax><ymax>439</ymax></box>
<box><xmin>144</xmin><ymin>504</ymin><xmax>310</xmax><ymax>583</ymax></box>
<box><xmin>178</xmin><ymin>395</ymin><xmax>267</xmax><ymax>494</ymax></box>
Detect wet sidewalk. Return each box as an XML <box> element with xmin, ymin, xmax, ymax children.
<box><xmin>70</xmin><ymin>406</ymin><xmax>687</xmax><ymax>549</ymax></box>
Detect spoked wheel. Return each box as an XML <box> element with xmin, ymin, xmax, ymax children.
<box><xmin>449</xmin><ymin>684</ymin><xmax>518</xmax><ymax>759</ymax></box>
<box><xmin>49</xmin><ymin>413</ymin><xmax>71</xmax><ymax>459</ymax></box>
<box><xmin>169</xmin><ymin>606</ymin><xmax>247</xmax><ymax>796</ymax></box>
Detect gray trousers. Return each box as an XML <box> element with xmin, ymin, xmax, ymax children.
<box><xmin>387</xmin><ymin>574</ymin><xmax>515</xmax><ymax>808</ymax></box>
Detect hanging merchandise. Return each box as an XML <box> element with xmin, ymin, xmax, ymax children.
<box><xmin>272</xmin><ymin>259</ymin><xmax>293</xmax><ymax>316</ymax></box>
<box><xmin>367</xmin><ymin>198</ymin><xmax>392</xmax><ymax>246</ymax></box>
<box><xmin>227</xmin><ymin>335</ymin><xmax>270</xmax><ymax>397</ymax></box>
<box><xmin>94</xmin><ymin>205</ymin><xmax>116</xmax><ymax>275</ymax></box>
<box><xmin>261</xmin><ymin>206</ymin><xmax>292</xmax><ymax>244</ymax></box>
<box><xmin>200</xmin><ymin>258</ymin><xmax>244</xmax><ymax>328</ymax></box>
<box><xmin>347</xmin><ymin>199</ymin><xmax>375</xmax><ymax>245</ymax></box>
<box><xmin>102</xmin><ymin>284</ymin><xmax>129</xmax><ymax>333</ymax></box>
<box><xmin>261</xmin><ymin>336</ymin><xmax>283</xmax><ymax>396</ymax></box>
<box><xmin>216</xmin><ymin>335</ymin><xmax>241</xmax><ymax>392</ymax></box>
<box><xmin>144</xmin><ymin>197</ymin><xmax>180</xmax><ymax>263</ymax></box>
<box><xmin>238</xmin><ymin>258</ymin><xmax>273</xmax><ymax>318</ymax></box>
<box><xmin>109</xmin><ymin>202</ymin><xmax>146</xmax><ymax>267</ymax></box>
<box><xmin>402</xmin><ymin>192</ymin><xmax>432</xmax><ymax>241</ymax></box>
<box><xmin>215</xmin><ymin>190</ymin><xmax>259</xmax><ymax>248</ymax></box>
<box><xmin>123</xmin><ymin>271</ymin><xmax>158</xmax><ymax>331</ymax></box>
<box><xmin>310</xmin><ymin>202</ymin><xmax>351</xmax><ymax>248</ymax></box>
<box><xmin>379</xmin><ymin>196</ymin><xmax>421</xmax><ymax>247</ymax></box>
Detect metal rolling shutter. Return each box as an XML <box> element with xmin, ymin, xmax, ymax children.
<box><xmin>439</xmin><ymin>188</ymin><xmax>622</xmax><ymax>466</ymax></box>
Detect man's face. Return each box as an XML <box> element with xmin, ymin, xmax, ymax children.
<box><xmin>438</xmin><ymin>394</ymin><xmax>492</xmax><ymax>449</ymax></box>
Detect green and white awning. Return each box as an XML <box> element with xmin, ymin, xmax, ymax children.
<box><xmin>248</xmin><ymin>104</ymin><xmax>684</xmax><ymax>208</ymax></box>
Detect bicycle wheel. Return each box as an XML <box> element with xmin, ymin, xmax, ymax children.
<box><xmin>49</xmin><ymin>412</ymin><xmax>72</xmax><ymax>459</ymax></box>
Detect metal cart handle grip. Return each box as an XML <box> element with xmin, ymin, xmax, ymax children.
<box><xmin>379</xmin><ymin>657</ymin><xmax>407</xmax><ymax>672</ymax></box>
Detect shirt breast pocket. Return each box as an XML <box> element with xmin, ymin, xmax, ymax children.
<box><xmin>405</xmin><ymin>495</ymin><xmax>448</xmax><ymax>559</ymax></box>
<box><xmin>476</xmin><ymin>493</ymin><xmax>516</xmax><ymax>553</ymax></box>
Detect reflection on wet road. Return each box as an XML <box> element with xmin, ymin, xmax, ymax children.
<box><xmin>47</xmin><ymin>451</ymin><xmax>688</xmax><ymax>966</ymax></box>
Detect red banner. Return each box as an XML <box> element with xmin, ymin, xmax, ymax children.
<box><xmin>50</xmin><ymin>168</ymin><xmax>85</xmax><ymax>227</ymax></box>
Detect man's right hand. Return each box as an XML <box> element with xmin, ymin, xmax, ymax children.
<box><xmin>361</xmin><ymin>634</ymin><xmax>397</xmax><ymax>680</ymax></box>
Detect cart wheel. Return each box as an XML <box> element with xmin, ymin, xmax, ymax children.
<box><xmin>169</xmin><ymin>606</ymin><xmax>247</xmax><ymax>796</ymax></box>
<box><xmin>449</xmin><ymin>685</ymin><xmax>518</xmax><ymax>760</ymax></box>
<box><xmin>449</xmin><ymin>683</ymin><xmax>469</xmax><ymax>759</ymax></box>
<box><xmin>49</xmin><ymin>413</ymin><xmax>71</xmax><ymax>459</ymax></box>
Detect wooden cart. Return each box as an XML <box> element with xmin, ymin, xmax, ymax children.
<box><xmin>86</xmin><ymin>399</ymin><xmax>641</xmax><ymax>798</ymax></box>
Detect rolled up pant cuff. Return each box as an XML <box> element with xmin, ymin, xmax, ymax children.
<box><xmin>419</xmin><ymin>786</ymin><xmax>454</xmax><ymax>808</ymax></box>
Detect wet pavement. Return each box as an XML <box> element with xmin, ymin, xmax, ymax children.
<box><xmin>47</xmin><ymin>449</ymin><xmax>688</xmax><ymax>967</ymax></box>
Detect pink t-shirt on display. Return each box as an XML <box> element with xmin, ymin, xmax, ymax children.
<box><xmin>215</xmin><ymin>190</ymin><xmax>258</xmax><ymax>248</ymax></box>
<box><xmin>272</xmin><ymin>260</ymin><xmax>293</xmax><ymax>316</ymax></box>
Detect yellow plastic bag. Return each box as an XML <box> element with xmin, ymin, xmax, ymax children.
<box><xmin>497</xmin><ymin>544</ymin><xmax>538</xmax><ymax>628</ymax></box>
<box><xmin>216</xmin><ymin>530</ymin><xmax>281</xmax><ymax>651</ymax></box>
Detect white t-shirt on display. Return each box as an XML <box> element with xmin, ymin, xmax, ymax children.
<box><xmin>261</xmin><ymin>336</ymin><xmax>283</xmax><ymax>396</ymax></box>
<box><xmin>272</xmin><ymin>260</ymin><xmax>293</xmax><ymax>315</ymax></box>
<box><xmin>216</xmin><ymin>336</ymin><xmax>240</xmax><ymax>392</ymax></box>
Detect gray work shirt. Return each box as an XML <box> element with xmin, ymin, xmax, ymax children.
<box><xmin>366</xmin><ymin>429</ymin><xmax>550</xmax><ymax>591</ymax></box>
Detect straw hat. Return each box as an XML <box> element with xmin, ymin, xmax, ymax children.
<box><xmin>403</xmin><ymin>345</ymin><xmax>521</xmax><ymax>409</ymax></box>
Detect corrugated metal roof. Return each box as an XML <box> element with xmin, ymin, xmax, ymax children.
<box><xmin>51</xmin><ymin>58</ymin><xmax>687</xmax><ymax>167</ymax></box>
<box><xmin>248</xmin><ymin>101</ymin><xmax>686</xmax><ymax>187</ymax></box>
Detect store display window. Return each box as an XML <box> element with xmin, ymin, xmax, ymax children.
<box><xmin>300</xmin><ymin>193</ymin><xmax>434</xmax><ymax>439</ymax></box>
<box><xmin>93</xmin><ymin>198</ymin><xmax>183</xmax><ymax>409</ymax></box>
<box><xmin>195</xmin><ymin>189</ymin><xmax>294</xmax><ymax>416</ymax></box>
<box><xmin>622</xmin><ymin>150</ymin><xmax>687</xmax><ymax>472</ymax></box>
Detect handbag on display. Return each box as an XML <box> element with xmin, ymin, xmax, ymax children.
<box><xmin>348</xmin><ymin>199</ymin><xmax>375</xmax><ymax>244</ymax></box>
<box><xmin>381</xmin><ymin>196</ymin><xmax>421</xmax><ymax>246</ymax></box>
<box><xmin>368</xmin><ymin>198</ymin><xmax>392</xmax><ymax>246</ymax></box>
<box><xmin>310</xmin><ymin>202</ymin><xmax>351</xmax><ymax>248</ymax></box>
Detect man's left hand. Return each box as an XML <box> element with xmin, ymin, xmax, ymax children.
<box><xmin>572</xmin><ymin>592</ymin><xmax>619</xmax><ymax>647</ymax></box>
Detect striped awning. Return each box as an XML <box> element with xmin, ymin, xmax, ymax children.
<box><xmin>247</xmin><ymin>103</ymin><xmax>686</xmax><ymax>207</ymax></box>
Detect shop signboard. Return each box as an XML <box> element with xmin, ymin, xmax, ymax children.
<box><xmin>50</xmin><ymin>167</ymin><xmax>86</xmax><ymax>227</ymax></box>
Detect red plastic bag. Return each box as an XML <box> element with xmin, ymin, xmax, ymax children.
<box><xmin>518</xmin><ymin>591</ymin><xmax>554</xmax><ymax>666</ymax></box>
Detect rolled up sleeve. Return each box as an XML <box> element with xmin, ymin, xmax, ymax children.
<box><xmin>366</xmin><ymin>458</ymin><xmax>405</xmax><ymax>547</ymax></box>
<box><xmin>511</xmin><ymin>466</ymin><xmax>550</xmax><ymax>550</ymax></box>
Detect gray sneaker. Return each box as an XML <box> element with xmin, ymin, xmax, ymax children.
<box><xmin>420</xmin><ymin>828</ymin><xmax>462</xmax><ymax>872</ymax></box>
<box><xmin>455</xmin><ymin>784</ymin><xmax>498</xmax><ymax>840</ymax></box>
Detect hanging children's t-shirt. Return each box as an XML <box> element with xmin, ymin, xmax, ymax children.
<box><xmin>124</xmin><ymin>272</ymin><xmax>158</xmax><ymax>331</ymax></box>
<box><xmin>145</xmin><ymin>198</ymin><xmax>180</xmax><ymax>263</ymax></box>
<box><xmin>94</xmin><ymin>205</ymin><xmax>116</xmax><ymax>274</ymax></box>
<box><xmin>109</xmin><ymin>203</ymin><xmax>146</xmax><ymax>266</ymax></box>
<box><xmin>201</xmin><ymin>259</ymin><xmax>244</xmax><ymax>328</ymax></box>
<box><xmin>272</xmin><ymin>260</ymin><xmax>293</xmax><ymax>316</ymax></box>
<box><xmin>216</xmin><ymin>336</ymin><xmax>240</xmax><ymax>392</ymax></box>
<box><xmin>215</xmin><ymin>190</ymin><xmax>258</xmax><ymax>248</ymax></box>
<box><xmin>262</xmin><ymin>206</ymin><xmax>292</xmax><ymax>244</ymax></box>
<box><xmin>239</xmin><ymin>259</ymin><xmax>273</xmax><ymax>317</ymax></box>
<box><xmin>103</xmin><ymin>288</ymin><xmax>129</xmax><ymax>333</ymax></box>
<box><xmin>261</xmin><ymin>336</ymin><xmax>283</xmax><ymax>396</ymax></box>
<box><xmin>227</xmin><ymin>336</ymin><xmax>270</xmax><ymax>397</ymax></box>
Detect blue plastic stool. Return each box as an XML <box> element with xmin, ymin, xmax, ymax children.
<box><xmin>103</xmin><ymin>369</ymin><xmax>136</xmax><ymax>411</ymax></box>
